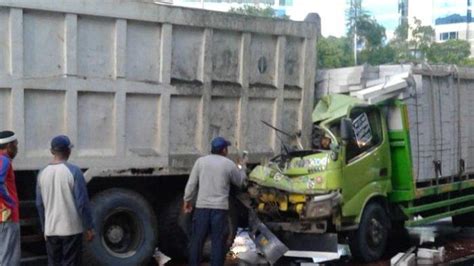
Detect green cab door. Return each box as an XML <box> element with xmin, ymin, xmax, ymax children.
<box><xmin>341</xmin><ymin>105</ymin><xmax>392</xmax><ymax>218</ymax></box>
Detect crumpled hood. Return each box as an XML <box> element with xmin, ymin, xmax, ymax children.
<box><xmin>249</xmin><ymin>152</ymin><xmax>342</xmax><ymax>194</ymax></box>
<box><xmin>312</xmin><ymin>94</ymin><xmax>362</xmax><ymax>123</ymax></box>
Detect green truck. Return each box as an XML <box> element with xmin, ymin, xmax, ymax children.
<box><xmin>247</xmin><ymin>65</ymin><xmax>474</xmax><ymax>262</ymax></box>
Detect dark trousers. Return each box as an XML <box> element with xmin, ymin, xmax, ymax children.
<box><xmin>46</xmin><ymin>233</ymin><xmax>82</xmax><ymax>266</ymax></box>
<box><xmin>188</xmin><ymin>208</ymin><xmax>228</xmax><ymax>266</ymax></box>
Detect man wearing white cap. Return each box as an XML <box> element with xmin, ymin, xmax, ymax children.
<box><xmin>0</xmin><ymin>130</ymin><xmax>20</xmax><ymax>266</ymax></box>
<box><xmin>36</xmin><ymin>135</ymin><xmax>94</xmax><ymax>265</ymax></box>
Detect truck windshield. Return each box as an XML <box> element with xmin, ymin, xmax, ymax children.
<box><xmin>312</xmin><ymin>123</ymin><xmax>338</xmax><ymax>150</ymax></box>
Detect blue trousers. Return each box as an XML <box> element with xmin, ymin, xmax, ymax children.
<box><xmin>46</xmin><ymin>233</ymin><xmax>82</xmax><ymax>266</ymax></box>
<box><xmin>188</xmin><ymin>208</ymin><xmax>229</xmax><ymax>266</ymax></box>
<box><xmin>0</xmin><ymin>222</ymin><xmax>20</xmax><ymax>266</ymax></box>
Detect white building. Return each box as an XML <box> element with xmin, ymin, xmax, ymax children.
<box><xmin>403</xmin><ymin>0</ymin><xmax>474</xmax><ymax>56</ymax></box>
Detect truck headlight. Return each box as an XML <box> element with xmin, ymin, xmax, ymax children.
<box><xmin>303</xmin><ymin>192</ymin><xmax>341</xmax><ymax>219</ymax></box>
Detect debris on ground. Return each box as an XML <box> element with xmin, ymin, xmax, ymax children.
<box><xmin>390</xmin><ymin>252</ymin><xmax>416</xmax><ymax>266</ymax></box>
<box><xmin>153</xmin><ymin>248</ymin><xmax>171</xmax><ymax>266</ymax></box>
<box><xmin>230</xmin><ymin>228</ymin><xmax>257</xmax><ymax>255</ymax></box>
<box><xmin>230</xmin><ymin>228</ymin><xmax>267</xmax><ymax>265</ymax></box>
<box><xmin>390</xmin><ymin>246</ymin><xmax>416</xmax><ymax>266</ymax></box>
<box><xmin>417</xmin><ymin>247</ymin><xmax>445</xmax><ymax>265</ymax></box>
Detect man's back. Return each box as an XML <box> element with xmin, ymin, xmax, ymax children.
<box><xmin>37</xmin><ymin>162</ymin><xmax>83</xmax><ymax>236</ymax></box>
<box><xmin>184</xmin><ymin>154</ymin><xmax>244</xmax><ymax>210</ymax></box>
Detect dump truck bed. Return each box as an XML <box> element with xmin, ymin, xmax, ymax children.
<box><xmin>0</xmin><ymin>0</ymin><xmax>319</xmax><ymax>173</ymax></box>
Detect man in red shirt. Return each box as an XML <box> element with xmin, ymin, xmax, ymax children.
<box><xmin>0</xmin><ymin>130</ymin><xmax>20</xmax><ymax>265</ymax></box>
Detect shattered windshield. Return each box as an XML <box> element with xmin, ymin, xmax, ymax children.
<box><xmin>312</xmin><ymin>124</ymin><xmax>336</xmax><ymax>150</ymax></box>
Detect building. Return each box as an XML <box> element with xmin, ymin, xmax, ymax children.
<box><xmin>433</xmin><ymin>0</ymin><xmax>472</xmax><ymax>45</ymax></box>
<box><xmin>403</xmin><ymin>0</ymin><xmax>474</xmax><ymax>56</ymax></box>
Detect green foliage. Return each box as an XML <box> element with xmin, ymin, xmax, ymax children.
<box><xmin>388</xmin><ymin>17</ymin><xmax>435</xmax><ymax>63</ymax></box>
<box><xmin>344</xmin><ymin>0</ymin><xmax>391</xmax><ymax>66</ymax></box>
<box><xmin>409</xmin><ymin>17</ymin><xmax>435</xmax><ymax>60</ymax></box>
<box><xmin>317</xmin><ymin>36</ymin><xmax>353</xmax><ymax>68</ymax></box>
<box><xmin>228</xmin><ymin>5</ymin><xmax>288</xmax><ymax>19</ymax></box>
<box><xmin>460</xmin><ymin>58</ymin><xmax>474</xmax><ymax>66</ymax></box>
<box><xmin>346</xmin><ymin>0</ymin><xmax>368</xmax><ymax>36</ymax></box>
<box><xmin>427</xmin><ymin>39</ymin><xmax>471</xmax><ymax>64</ymax></box>
<box><xmin>322</xmin><ymin>7</ymin><xmax>473</xmax><ymax>68</ymax></box>
<box><xmin>359</xmin><ymin>45</ymin><xmax>395</xmax><ymax>65</ymax></box>
<box><xmin>389</xmin><ymin>21</ymin><xmax>411</xmax><ymax>63</ymax></box>
<box><xmin>355</xmin><ymin>15</ymin><xmax>386</xmax><ymax>49</ymax></box>
<box><xmin>394</xmin><ymin>20</ymin><xmax>408</xmax><ymax>41</ymax></box>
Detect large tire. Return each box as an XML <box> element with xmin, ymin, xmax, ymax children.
<box><xmin>349</xmin><ymin>202</ymin><xmax>390</xmax><ymax>262</ymax></box>
<box><xmin>452</xmin><ymin>211</ymin><xmax>474</xmax><ymax>227</ymax></box>
<box><xmin>83</xmin><ymin>188</ymin><xmax>158</xmax><ymax>266</ymax></box>
<box><xmin>158</xmin><ymin>195</ymin><xmax>238</xmax><ymax>260</ymax></box>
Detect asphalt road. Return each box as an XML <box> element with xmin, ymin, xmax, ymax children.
<box><xmin>21</xmin><ymin>218</ymin><xmax>474</xmax><ymax>265</ymax></box>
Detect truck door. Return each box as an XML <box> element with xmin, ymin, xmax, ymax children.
<box><xmin>341</xmin><ymin>106</ymin><xmax>391</xmax><ymax>217</ymax></box>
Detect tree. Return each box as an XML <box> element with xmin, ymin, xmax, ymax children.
<box><xmin>389</xmin><ymin>20</ymin><xmax>411</xmax><ymax>63</ymax></box>
<box><xmin>427</xmin><ymin>39</ymin><xmax>471</xmax><ymax>64</ymax></box>
<box><xmin>345</xmin><ymin>1</ymin><xmax>390</xmax><ymax>65</ymax></box>
<box><xmin>410</xmin><ymin>17</ymin><xmax>435</xmax><ymax>60</ymax></box>
<box><xmin>346</xmin><ymin>0</ymin><xmax>368</xmax><ymax>35</ymax></box>
<box><xmin>394</xmin><ymin>19</ymin><xmax>409</xmax><ymax>41</ymax></box>
<box><xmin>355</xmin><ymin>15</ymin><xmax>386</xmax><ymax>49</ymax></box>
<box><xmin>346</xmin><ymin>0</ymin><xmax>369</xmax><ymax>65</ymax></box>
<box><xmin>317</xmin><ymin>36</ymin><xmax>353</xmax><ymax>68</ymax></box>
<box><xmin>359</xmin><ymin>45</ymin><xmax>395</xmax><ymax>65</ymax></box>
<box><xmin>350</xmin><ymin>15</ymin><xmax>391</xmax><ymax>65</ymax></box>
<box><xmin>228</xmin><ymin>5</ymin><xmax>288</xmax><ymax>19</ymax></box>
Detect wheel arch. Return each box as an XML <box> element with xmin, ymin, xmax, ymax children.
<box><xmin>355</xmin><ymin>194</ymin><xmax>390</xmax><ymax>224</ymax></box>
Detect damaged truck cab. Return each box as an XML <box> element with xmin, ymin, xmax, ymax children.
<box><xmin>248</xmin><ymin>94</ymin><xmax>396</xmax><ymax>262</ymax></box>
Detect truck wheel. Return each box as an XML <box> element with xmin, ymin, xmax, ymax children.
<box><xmin>158</xmin><ymin>195</ymin><xmax>238</xmax><ymax>260</ymax></box>
<box><xmin>83</xmin><ymin>188</ymin><xmax>157</xmax><ymax>266</ymax></box>
<box><xmin>452</xmin><ymin>211</ymin><xmax>474</xmax><ymax>227</ymax></box>
<box><xmin>349</xmin><ymin>202</ymin><xmax>390</xmax><ymax>262</ymax></box>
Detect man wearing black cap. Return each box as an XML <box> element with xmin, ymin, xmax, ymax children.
<box><xmin>183</xmin><ymin>136</ymin><xmax>247</xmax><ymax>266</ymax></box>
<box><xmin>36</xmin><ymin>135</ymin><xmax>94</xmax><ymax>265</ymax></box>
<box><xmin>0</xmin><ymin>130</ymin><xmax>20</xmax><ymax>265</ymax></box>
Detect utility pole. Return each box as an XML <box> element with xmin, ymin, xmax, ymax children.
<box><xmin>353</xmin><ymin>24</ymin><xmax>357</xmax><ymax>65</ymax></box>
<box><xmin>349</xmin><ymin>0</ymin><xmax>361</xmax><ymax>65</ymax></box>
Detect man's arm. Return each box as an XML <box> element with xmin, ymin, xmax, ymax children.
<box><xmin>183</xmin><ymin>159</ymin><xmax>200</xmax><ymax>202</ymax></box>
<box><xmin>183</xmin><ymin>159</ymin><xmax>200</xmax><ymax>212</ymax></box>
<box><xmin>230</xmin><ymin>165</ymin><xmax>247</xmax><ymax>188</ymax></box>
<box><xmin>71</xmin><ymin>166</ymin><xmax>94</xmax><ymax>232</ymax></box>
<box><xmin>35</xmin><ymin>173</ymin><xmax>45</xmax><ymax>232</ymax></box>
<box><xmin>0</xmin><ymin>157</ymin><xmax>14</xmax><ymax>209</ymax></box>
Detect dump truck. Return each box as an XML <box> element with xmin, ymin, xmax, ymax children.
<box><xmin>0</xmin><ymin>0</ymin><xmax>319</xmax><ymax>264</ymax></box>
<box><xmin>247</xmin><ymin>65</ymin><xmax>474</xmax><ymax>262</ymax></box>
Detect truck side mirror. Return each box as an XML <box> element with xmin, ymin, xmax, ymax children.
<box><xmin>341</xmin><ymin>118</ymin><xmax>353</xmax><ymax>141</ymax></box>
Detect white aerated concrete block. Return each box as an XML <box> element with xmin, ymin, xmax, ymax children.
<box><xmin>391</xmin><ymin>252</ymin><xmax>416</xmax><ymax>266</ymax></box>
<box><xmin>417</xmin><ymin>247</ymin><xmax>445</xmax><ymax>263</ymax></box>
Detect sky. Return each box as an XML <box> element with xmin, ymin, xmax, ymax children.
<box><xmin>173</xmin><ymin>0</ymin><xmax>407</xmax><ymax>40</ymax></box>
<box><xmin>286</xmin><ymin>0</ymin><xmax>400</xmax><ymax>39</ymax></box>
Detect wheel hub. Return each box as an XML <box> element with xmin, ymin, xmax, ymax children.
<box><xmin>106</xmin><ymin>225</ymin><xmax>125</xmax><ymax>244</ymax></box>
<box><xmin>369</xmin><ymin>218</ymin><xmax>384</xmax><ymax>245</ymax></box>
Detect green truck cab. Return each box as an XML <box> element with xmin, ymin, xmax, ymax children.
<box><xmin>248</xmin><ymin>93</ymin><xmax>474</xmax><ymax>262</ymax></box>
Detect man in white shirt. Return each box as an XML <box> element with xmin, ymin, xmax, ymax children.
<box><xmin>36</xmin><ymin>135</ymin><xmax>94</xmax><ymax>265</ymax></box>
